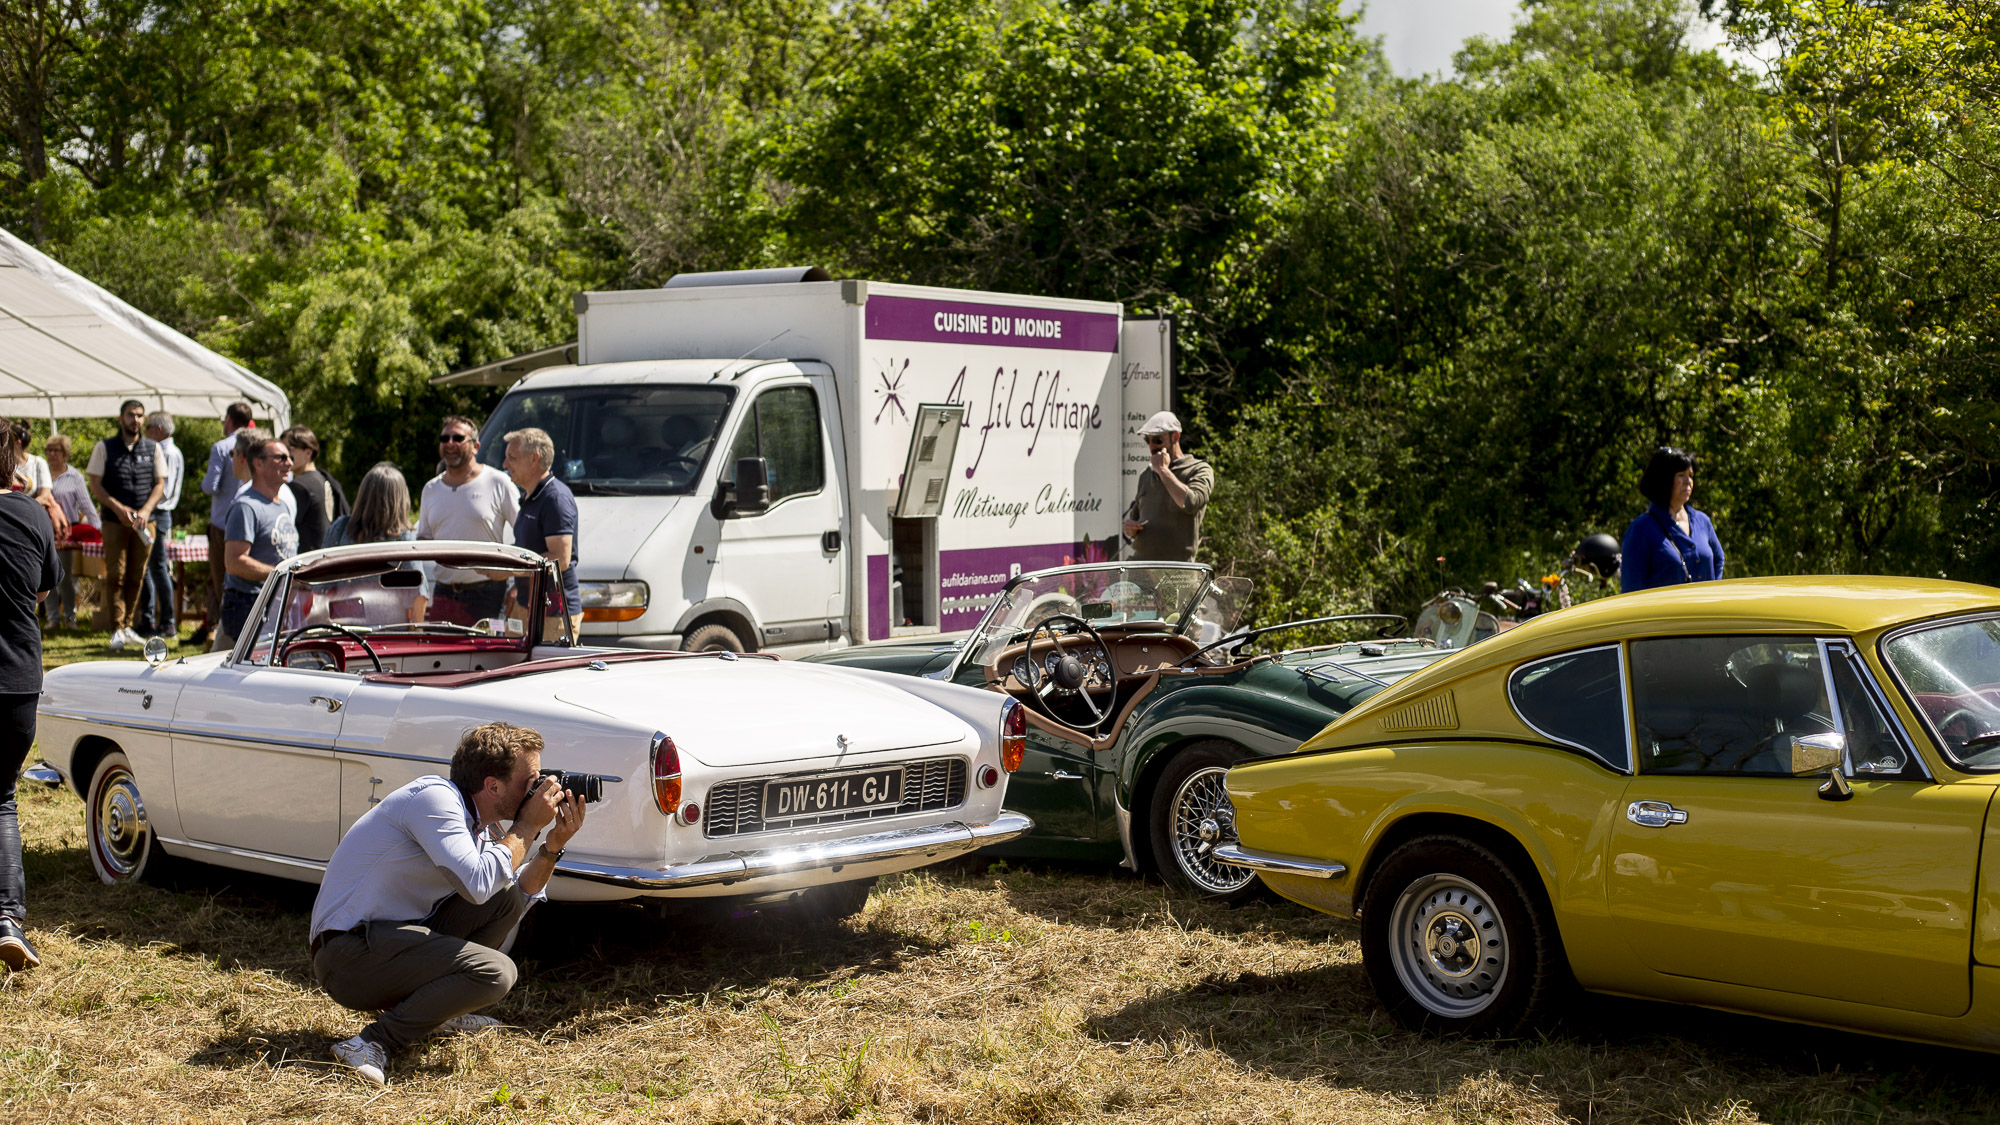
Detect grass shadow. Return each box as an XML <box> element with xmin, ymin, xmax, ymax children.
<box><xmin>954</xmin><ymin>853</ymin><xmax>1354</xmax><ymax>940</ymax></box>
<box><xmin>1084</xmin><ymin>962</ymin><xmax>2000</xmax><ymax>1123</ymax></box>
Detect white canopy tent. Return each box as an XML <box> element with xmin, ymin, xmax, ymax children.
<box><xmin>0</xmin><ymin>225</ymin><xmax>289</xmax><ymax>429</ymax></box>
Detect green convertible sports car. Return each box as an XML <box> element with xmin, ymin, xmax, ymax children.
<box><xmin>804</xmin><ymin>562</ymin><xmax>1458</xmax><ymax>902</ymax></box>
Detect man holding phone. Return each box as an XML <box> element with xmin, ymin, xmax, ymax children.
<box><xmin>1121</xmin><ymin>411</ymin><xmax>1214</xmax><ymax>562</ymax></box>
<box><xmin>309</xmin><ymin>722</ymin><xmax>585</xmax><ymax>1087</ymax></box>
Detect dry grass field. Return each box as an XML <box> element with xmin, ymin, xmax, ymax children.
<box><xmin>5</xmin><ymin>775</ymin><xmax>2000</xmax><ymax>1125</ymax></box>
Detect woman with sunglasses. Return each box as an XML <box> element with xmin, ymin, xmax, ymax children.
<box><xmin>1121</xmin><ymin>411</ymin><xmax>1214</xmax><ymax>561</ymax></box>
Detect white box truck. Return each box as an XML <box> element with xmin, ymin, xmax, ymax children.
<box><xmin>443</xmin><ymin>268</ymin><xmax>1173</xmax><ymax>655</ymax></box>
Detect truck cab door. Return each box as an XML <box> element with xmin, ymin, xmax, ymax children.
<box><xmin>714</xmin><ymin>380</ymin><xmax>844</xmax><ymax>649</ymax></box>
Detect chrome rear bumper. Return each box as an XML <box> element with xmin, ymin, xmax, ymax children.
<box><xmin>554</xmin><ymin>811</ymin><xmax>1034</xmax><ymax>891</ymax></box>
<box><xmin>23</xmin><ymin>760</ymin><xmax>63</xmax><ymax>787</ymax></box>
<box><xmin>1212</xmin><ymin>843</ymin><xmax>1347</xmax><ymax>879</ymax></box>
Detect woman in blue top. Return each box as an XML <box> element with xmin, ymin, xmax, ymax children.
<box><xmin>1620</xmin><ymin>446</ymin><xmax>1724</xmax><ymax>593</ymax></box>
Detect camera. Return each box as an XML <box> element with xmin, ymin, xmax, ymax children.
<box><xmin>538</xmin><ymin>768</ymin><xmax>604</xmax><ymax>804</ymax></box>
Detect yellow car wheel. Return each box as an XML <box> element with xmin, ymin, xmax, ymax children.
<box><xmin>1360</xmin><ymin>834</ymin><xmax>1563</xmax><ymax>1036</ymax></box>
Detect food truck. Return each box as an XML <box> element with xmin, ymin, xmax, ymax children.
<box><xmin>444</xmin><ymin>268</ymin><xmax>1173</xmax><ymax>655</ymax></box>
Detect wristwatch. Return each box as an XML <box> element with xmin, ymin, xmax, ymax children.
<box><xmin>538</xmin><ymin>842</ymin><xmax>565</xmax><ymax>863</ymax></box>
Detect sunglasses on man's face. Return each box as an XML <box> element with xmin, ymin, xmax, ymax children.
<box><xmin>439</xmin><ymin>433</ymin><xmax>470</xmax><ymax>444</ymax></box>
<box><xmin>262</xmin><ymin>453</ymin><xmax>293</xmax><ymax>464</ymax></box>
<box><xmin>1146</xmin><ymin>436</ymin><xmax>1169</xmax><ymax>447</ymax></box>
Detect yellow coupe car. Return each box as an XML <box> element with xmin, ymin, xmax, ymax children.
<box><xmin>1218</xmin><ymin>576</ymin><xmax>2000</xmax><ymax>1051</ymax></box>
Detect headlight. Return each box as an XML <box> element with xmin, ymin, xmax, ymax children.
<box><xmin>580</xmin><ymin>580</ymin><xmax>649</xmax><ymax>622</ymax></box>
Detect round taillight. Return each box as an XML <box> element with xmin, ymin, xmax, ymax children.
<box><xmin>652</xmin><ymin>732</ymin><xmax>683</xmax><ymax>815</ymax></box>
<box><xmin>976</xmin><ymin>764</ymin><xmax>1000</xmax><ymax>790</ymax></box>
<box><xmin>679</xmin><ymin>801</ymin><xmax>701</xmax><ymax>826</ymax></box>
<box><xmin>1000</xmin><ymin>700</ymin><xmax>1027</xmax><ymax>772</ymax></box>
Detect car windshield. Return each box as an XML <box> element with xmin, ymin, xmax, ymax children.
<box><xmin>244</xmin><ymin>560</ymin><xmax>548</xmax><ymax>667</ymax></box>
<box><xmin>959</xmin><ymin>565</ymin><xmax>1244</xmax><ymax>670</ymax></box>
<box><xmin>479</xmin><ymin>384</ymin><xmax>736</xmax><ymax>495</ymax></box>
<box><xmin>1882</xmin><ymin>615</ymin><xmax>2000</xmax><ymax>768</ymax></box>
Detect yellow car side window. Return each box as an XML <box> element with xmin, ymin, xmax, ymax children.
<box><xmin>1631</xmin><ymin>636</ymin><xmax>1835</xmax><ymax>776</ymax></box>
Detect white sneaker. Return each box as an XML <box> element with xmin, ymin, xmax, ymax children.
<box><xmin>331</xmin><ymin>1034</ymin><xmax>388</xmax><ymax>1087</ymax></box>
<box><xmin>434</xmin><ymin>1012</ymin><xmax>503</xmax><ymax>1035</ymax></box>
<box><xmin>107</xmin><ymin>629</ymin><xmax>129</xmax><ymax>651</ymax></box>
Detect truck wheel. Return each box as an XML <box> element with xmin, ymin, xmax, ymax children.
<box><xmin>86</xmin><ymin>751</ymin><xmax>173</xmax><ymax>885</ymax></box>
<box><xmin>1148</xmin><ymin>740</ymin><xmax>1263</xmax><ymax>904</ymax></box>
<box><xmin>1359</xmin><ymin>834</ymin><xmax>1564</xmax><ymax>1037</ymax></box>
<box><xmin>683</xmin><ymin>623</ymin><xmax>747</xmax><ymax>653</ymax></box>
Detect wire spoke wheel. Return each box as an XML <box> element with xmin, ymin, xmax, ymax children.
<box><xmin>1167</xmin><ymin>764</ymin><xmax>1255</xmax><ymax>896</ymax></box>
<box><xmin>1386</xmin><ymin>872</ymin><xmax>1510</xmax><ymax>1018</ymax></box>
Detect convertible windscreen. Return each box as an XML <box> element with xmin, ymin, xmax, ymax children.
<box><xmin>961</xmin><ymin>566</ymin><xmax>1239</xmax><ymax>671</ymax></box>
<box><xmin>1883</xmin><ymin>615</ymin><xmax>2000</xmax><ymax>769</ymax></box>
<box><xmin>245</xmin><ymin>563</ymin><xmax>547</xmax><ymax>669</ymax></box>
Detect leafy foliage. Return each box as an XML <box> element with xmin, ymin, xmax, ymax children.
<box><xmin>4</xmin><ymin>0</ymin><xmax>1999</xmax><ymax>621</ymax></box>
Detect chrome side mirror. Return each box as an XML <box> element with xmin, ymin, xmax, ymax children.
<box><xmin>143</xmin><ymin>635</ymin><xmax>169</xmax><ymax>667</ymax></box>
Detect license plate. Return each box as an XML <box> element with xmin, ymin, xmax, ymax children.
<box><xmin>762</xmin><ymin>767</ymin><xmax>903</xmax><ymax>823</ymax></box>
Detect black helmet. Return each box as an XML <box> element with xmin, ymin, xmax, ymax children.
<box><xmin>1572</xmin><ymin>534</ymin><xmax>1621</xmax><ymax>581</ymax></box>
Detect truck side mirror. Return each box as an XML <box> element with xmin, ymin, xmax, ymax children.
<box><xmin>715</xmin><ymin>456</ymin><xmax>772</xmax><ymax>518</ymax></box>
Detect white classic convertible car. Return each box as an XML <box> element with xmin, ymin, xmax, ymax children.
<box><xmin>32</xmin><ymin>541</ymin><xmax>1030</xmax><ymax>919</ymax></box>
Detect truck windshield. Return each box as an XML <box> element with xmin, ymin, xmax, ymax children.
<box><xmin>480</xmin><ymin>385</ymin><xmax>737</xmax><ymax>495</ymax></box>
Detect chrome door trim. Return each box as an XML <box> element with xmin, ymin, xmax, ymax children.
<box><xmin>38</xmin><ymin>708</ymin><xmax>173</xmax><ymax>735</ymax></box>
<box><xmin>155</xmin><ymin>835</ymin><xmax>328</xmax><ymax>873</ymax></box>
<box><xmin>332</xmin><ymin>747</ymin><xmax>453</xmax><ymax>767</ymax></box>
<box><xmin>169</xmin><ymin>724</ymin><xmax>339</xmax><ymax>753</ymax></box>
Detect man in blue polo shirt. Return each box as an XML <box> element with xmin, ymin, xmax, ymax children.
<box><xmin>502</xmin><ymin>427</ymin><xmax>581</xmax><ymax>643</ymax></box>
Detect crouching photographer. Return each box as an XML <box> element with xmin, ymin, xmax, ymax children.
<box><xmin>309</xmin><ymin>721</ymin><xmax>586</xmax><ymax>1087</ymax></box>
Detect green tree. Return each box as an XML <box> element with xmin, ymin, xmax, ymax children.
<box><xmin>779</xmin><ymin>0</ymin><xmax>1363</xmax><ymax>395</ymax></box>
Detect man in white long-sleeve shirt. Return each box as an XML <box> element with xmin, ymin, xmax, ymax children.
<box><xmin>309</xmin><ymin>722</ymin><xmax>585</xmax><ymax>1087</ymax></box>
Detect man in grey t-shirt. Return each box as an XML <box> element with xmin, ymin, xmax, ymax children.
<box><xmin>216</xmin><ymin>438</ymin><xmax>299</xmax><ymax>649</ymax></box>
<box><xmin>415</xmin><ymin>415</ymin><xmax>518</xmax><ymax>624</ymax></box>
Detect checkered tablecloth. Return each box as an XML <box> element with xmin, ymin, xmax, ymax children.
<box><xmin>70</xmin><ymin>536</ymin><xmax>210</xmax><ymax>562</ymax></box>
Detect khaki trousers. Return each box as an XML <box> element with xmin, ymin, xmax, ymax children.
<box><xmin>100</xmin><ymin>521</ymin><xmax>150</xmax><ymax>632</ymax></box>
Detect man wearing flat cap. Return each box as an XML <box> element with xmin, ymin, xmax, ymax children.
<box><xmin>1122</xmin><ymin>411</ymin><xmax>1214</xmax><ymax>561</ymax></box>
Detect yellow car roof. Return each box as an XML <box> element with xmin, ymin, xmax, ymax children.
<box><xmin>1336</xmin><ymin>575</ymin><xmax>2000</xmax><ymax>734</ymax></box>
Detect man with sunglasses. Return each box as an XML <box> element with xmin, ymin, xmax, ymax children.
<box><xmin>1121</xmin><ymin>411</ymin><xmax>1214</xmax><ymax>562</ymax></box>
<box><xmin>415</xmin><ymin>417</ymin><xmax>518</xmax><ymax>625</ymax></box>
<box><xmin>217</xmin><ymin>438</ymin><xmax>301</xmax><ymax>647</ymax></box>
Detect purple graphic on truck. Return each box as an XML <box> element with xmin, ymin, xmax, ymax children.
<box><xmin>866</xmin><ymin>296</ymin><xmax>1119</xmax><ymax>353</ymax></box>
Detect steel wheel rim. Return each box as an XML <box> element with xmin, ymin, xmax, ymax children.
<box><xmin>92</xmin><ymin>766</ymin><xmax>149</xmax><ymax>880</ymax></box>
<box><xmin>1387</xmin><ymin>872</ymin><xmax>1510</xmax><ymax>1017</ymax></box>
<box><xmin>1169</xmin><ymin>765</ymin><xmax>1255</xmax><ymax>895</ymax></box>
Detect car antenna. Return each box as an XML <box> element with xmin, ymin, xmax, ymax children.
<box><xmin>712</xmin><ymin>329</ymin><xmax>791</xmax><ymax>381</ymax></box>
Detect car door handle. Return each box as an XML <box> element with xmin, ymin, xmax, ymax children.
<box><xmin>1626</xmin><ymin>800</ymin><xmax>1688</xmax><ymax>828</ymax></box>
<box><xmin>1051</xmin><ymin>770</ymin><xmax>1083</xmax><ymax>780</ymax></box>
<box><xmin>307</xmin><ymin>695</ymin><xmax>343</xmax><ymax>713</ymax></box>
<box><xmin>822</xmin><ymin>530</ymin><xmax>841</xmax><ymax>553</ymax></box>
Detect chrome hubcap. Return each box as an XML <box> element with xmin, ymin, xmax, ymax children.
<box><xmin>1169</xmin><ymin>765</ymin><xmax>1254</xmax><ymax>895</ymax></box>
<box><xmin>1388</xmin><ymin>873</ymin><xmax>1509</xmax><ymax>1017</ymax></box>
<box><xmin>94</xmin><ymin>768</ymin><xmax>149</xmax><ymax>879</ymax></box>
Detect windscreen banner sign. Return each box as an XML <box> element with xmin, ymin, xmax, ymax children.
<box><xmin>862</xmin><ymin>295</ymin><xmax>1122</xmax><ymax>637</ymax></box>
